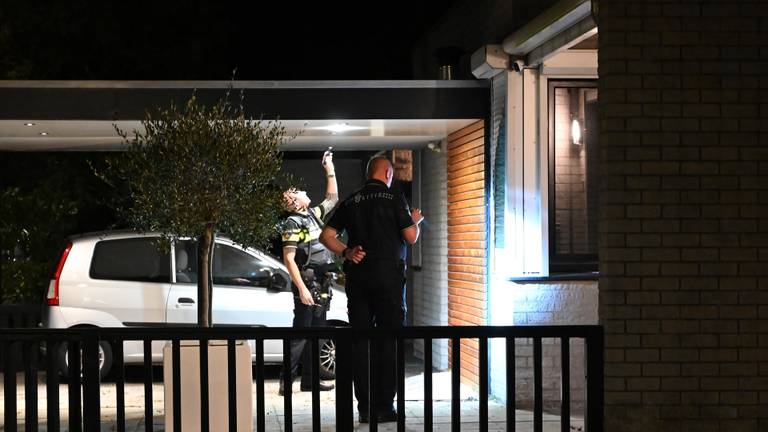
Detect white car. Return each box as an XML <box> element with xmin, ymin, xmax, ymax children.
<box><xmin>41</xmin><ymin>230</ymin><xmax>348</xmax><ymax>379</ymax></box>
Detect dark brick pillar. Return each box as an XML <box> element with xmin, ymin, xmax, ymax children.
<box><xmin>598</xmin><ymin>1</ymin><xmax>768</xmax><ymax>431</ymax></box>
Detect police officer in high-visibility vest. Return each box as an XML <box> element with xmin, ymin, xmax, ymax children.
<box><xmin>278</xmin><ymin>151</ymin><xmax>338</xmax><ymax>395</ymax></box>
<box><xmin>320</xmin><ymin>156</ymin><xmax>423</xmax><ymax>423</ymax></box>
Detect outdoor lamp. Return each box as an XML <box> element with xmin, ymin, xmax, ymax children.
<box><xmin>571</xmin><ymin>118</ymin><xmax>581</xmax><ymax>146</ymax></box>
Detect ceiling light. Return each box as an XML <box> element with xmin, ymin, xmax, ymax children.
<box><xmin>24</xmin><ymin>122</ymin><xmax>36</xmax><ymax>127</ymax></box>
<box><xmin>39</xmin><ymin>132</ymin><xmax>49</xmax><ymax>136</ymax></box>
<box><xmin>315</xmin><ymin>123</ymin><xmax>366</xmax><ymax>134</ymax></box>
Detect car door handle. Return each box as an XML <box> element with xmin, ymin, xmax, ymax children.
<box><xmin>177</xmin><ymin>297</ymin><xmax>195</xmax><ymax>304</ymax></box>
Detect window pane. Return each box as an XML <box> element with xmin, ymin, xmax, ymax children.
<box><xmin>90</xmin><ymin>238</ymin><xmax>170</xmax><ymax>283</ymax></box>
<box><xmin>175</xmin><ymin>240</ymin><xmax>198</xmax><ymax>284</ymax></box>
<box><xmin>212</xmin><ymin>244</ymin><xmax>274</xmax><ymax>287</ymax></box>
<box><xmin>552</xmin><ymin>85</ymin><xmax>599</xmax><ymax>263</ymax></box>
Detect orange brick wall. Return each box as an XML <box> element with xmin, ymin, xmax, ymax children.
<box><xmin>447</xmin><ymin>120</ymin><xmax>487</xmax><ymax>385</ymax></box>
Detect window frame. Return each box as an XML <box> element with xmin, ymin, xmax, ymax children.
<box><xmin>547</xmin><ymin>79</ymin><xmax>599</xmax><ymax>274</ymax></box>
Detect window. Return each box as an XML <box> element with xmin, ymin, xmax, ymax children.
<box><xmin>174</xmin><ymin>240</ymin><xmax>198</xmax><ymax>283</ymax></box>
<box><xmin>548</xmin><ymin>81</ymin><xmax>599</xmax><ymax>273</ymax></box>
<box><xmin>212</xmin><ymin>243</ymin><xmax>275</xmax><ymax>288</ymax></box>
<box><xmin>90</xmin><ymin>238</ymin><xmax>170</xmax><ymax>282</ymax></box>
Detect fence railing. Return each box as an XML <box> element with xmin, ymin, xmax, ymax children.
<box><xmin>0</xmin><ymin>304</ymin><xmax>41</xmax><ymax>329</ymax></box>
<box><xmin>1</xmin><ymin>325</ymin><xmax>603</xmax><ymax>432</ymax></box>
<box><xmin>0</xmin><ymin>304</ymin><xmax>41</xmax><ymax>373</ymax></box>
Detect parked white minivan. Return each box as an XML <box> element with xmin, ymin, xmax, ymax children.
<box><xmin>42</xmin><ymin>231</ymin><xmax>348</xmax><ymax>379</ymax></box>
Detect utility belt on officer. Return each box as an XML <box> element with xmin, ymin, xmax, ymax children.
<box><xmin>296</xmin><ymin>263</ymin><xmax>335</xmax><ymax>316</ymax></box>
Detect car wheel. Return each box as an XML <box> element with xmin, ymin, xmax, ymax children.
<box><xmin>57</xmin><ymin>340</ymin><xmax>113</xmax><ymax>381</ymax></box>
<box><xmin>318</xmin><ymin>338</ymin><xmax>335</xmax><ymax>379</ymax></box>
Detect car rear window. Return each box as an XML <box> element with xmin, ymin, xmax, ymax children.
<box><xmin>90</xmin><ymin>238</ymin><xmax>171</xmax><ymax>283</ymax></box>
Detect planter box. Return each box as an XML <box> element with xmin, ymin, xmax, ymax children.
<box><xmin>163</xmin><ymin>340</ymin><xmax>253</xmax><ymax>432</ymax></box>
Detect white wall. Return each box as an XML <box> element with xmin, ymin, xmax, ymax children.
<box><xmin>412</xmin><ymin>148</ymin><xmax>449</xmax><ymax>370</ymax></box>
<box><xmin>489</xmin><ymin>47</ymin><xmax>600</xmax><ymax>407</ymax></box>
<box><xmin>490</xmin><ymin>280</ymin><xmax>598</xmax><ymax>410</ymax></box>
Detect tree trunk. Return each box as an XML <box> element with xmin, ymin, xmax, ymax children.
<box><xmin>197</xmin><ymin>225</ymin><xmax>215</xmax><ymax>327</ymax></box>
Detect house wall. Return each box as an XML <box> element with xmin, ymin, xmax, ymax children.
<box><xmin>413</xmin><ymin>148</ymin><xmax>450</xmax><ymax>370</ymax></box>
<box><xmin>447</xmin><ymin>120</ymin><xmax>487</xmax><ymax>385</ymax></box>
<box><xmin>598</xmin><ymin>1</ymin><xmax>768</xmax><ymax>430</ymax></box>
<box><xmin>512</xmin><ymin>281</ymin><xmax>598</xmax><ymax>411</ymax></box>
<box><xmin>486</xmin><ymin>49</ymin><xmax>600</xmax><ymax>406</ymax></box>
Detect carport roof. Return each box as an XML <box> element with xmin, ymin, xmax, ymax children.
<box><xmin>0</xmin><ymin>80</ymin><xmax>488</xmax><ymax>151</ymax></box>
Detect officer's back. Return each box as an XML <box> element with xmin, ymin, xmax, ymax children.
<box><xmin>338</xmin><ymin>179</ymin><xmax>413</xmax><ymax>262</ymax></box>
<box><xmin>324</xmin><ymin>157</ymin><xmax>416</xmax><ymax>265</ymax></box>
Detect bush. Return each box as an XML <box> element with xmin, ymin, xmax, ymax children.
<box><xmin>0</xmin><ymin>259</ymin><xmax>49</xmax><ymax>304</ymax></box>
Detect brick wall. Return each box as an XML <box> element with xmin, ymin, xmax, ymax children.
<box><xmin>598</xmin><ymin>1</ymin><xmax>768</xmax><ymax>431</ymax></box>
<box><xmin>509</xmin><ymin>281</ymin><xmax>598</xmax><ymax>411</ymax></box>
<box><xmin>413</xmin><ymin>148</ymin><xmax>450</xmax><ymax>370</ymax></box>
<box><xmin>447</xmin><ymin>120</ymin><xmax>487</xmax><ymax>385</ymax></box>
<box><xmin>554</xmin><ymin>87</ymin><xmax>597</xmax><ymax>255</ymax></box>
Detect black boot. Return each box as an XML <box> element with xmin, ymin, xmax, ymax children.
<box><xmin>278</xmin><ymin>377</ymin><xmax>294</xmax><ymax>396</ymax></box>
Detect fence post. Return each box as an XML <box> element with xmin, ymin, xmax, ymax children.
<box><xmin>24</xmin><ymin>341</ymin><xmax>39</xmax><ymax>431</ymax></box>
<box><xmin>585</xmin><ymin>328</ymin><xmax>604</xmax><ymax>432</ymax></box>
<box><xmin>82</xmin><ymin>329</ymin><xmax>102</xmax><ymax>431</ymax></box>
<box><xmin>3</xmin><ymin>341</ymin><xmax>17</xmax><ymax>432</ymax></box>
<box><xmin>334</xmin><ymin>328</ymin><xmax>354</xmax><ymax>432</ymax></box>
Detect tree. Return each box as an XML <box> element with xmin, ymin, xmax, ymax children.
<box><xmin>105</xmin><ymin>90</ymin><xmax>287</xmax><ymax>327</ymax></box>
<box><xmin>0</xmin><ymin>154</ymin><xmax>117</xmax><ymax>304</ymax></box>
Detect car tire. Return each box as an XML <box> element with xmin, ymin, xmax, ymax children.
<box><xmin>57</xmin><ymin>340</ymin><xmax>113</xmax><ymax>381</ymax></box>
<box><xmin>318</xmin><ymin>338</ymin><xmax>335</xmax><ymax>379</ymax></box>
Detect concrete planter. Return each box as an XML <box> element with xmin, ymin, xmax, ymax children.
<box><xmin>163</xmin><ymin>340</ymin><xmax>253</xmax><ymax>432</ymax></box>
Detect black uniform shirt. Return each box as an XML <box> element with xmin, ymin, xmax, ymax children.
<box><xmin>326</xmin><ymin>179</ymin><xmax>415</xmax><ymax>261</ymax></box>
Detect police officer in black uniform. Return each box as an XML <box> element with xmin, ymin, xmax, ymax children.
<box><xmin>320</xmin><ymin>156</ymin><xmax>423</xmax><ymax>423</ymax></box>
<box><xmin>278</xmin><ymin>151</ymin><xmax>338</xmax><ymax>395</ymax></box>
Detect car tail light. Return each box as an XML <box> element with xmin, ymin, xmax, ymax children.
<box><xmin>46</xmin><ymin>242</ymin><xmax>72</xmax><ymax>306</ymax></box>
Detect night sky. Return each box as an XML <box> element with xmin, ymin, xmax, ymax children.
<box><xmin>0</xmin><ymin>1</ymin><xmax>458</xmax><ymax>80</ymax></box>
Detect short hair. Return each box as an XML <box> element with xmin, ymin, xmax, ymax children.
<box><xmin>282</xmin><ymin>187</ymin><xmax>302</xmax><ymax>212</ymax></box>
<box><xmin>366</xmin><ymin>156</ymin><xmax>391</xmax><ymax>178</ymax></box>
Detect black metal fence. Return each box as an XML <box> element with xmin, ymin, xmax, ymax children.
<box><xmin>0</xmin><ymin>304</ymin><xmax>41</xmax><ymax>373</ymax></box>
<box><xmin>0</xmin><ymin>304</ymin><xmax>41</xmax><ymax>329</ymax></box>
<box><xmin>1</xmin><ymin>325</ymin><xmax>603</xmax><ymax>432</ymax></box>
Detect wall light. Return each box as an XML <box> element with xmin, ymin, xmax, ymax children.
<box><xmin>571</xmin><ymin>119</ymin><xmax>582</xmax><ymax>146</ymax></box>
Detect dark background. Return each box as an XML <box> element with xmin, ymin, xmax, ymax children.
<box><xmin>0</xmin><ymin>0</ymin><xmax>458</xmax><ymax>80</ymax></box>
<box><xmin>1</xmin><ymin>1</ymin><xmax>446</xmax><ymax>301</ymax></box>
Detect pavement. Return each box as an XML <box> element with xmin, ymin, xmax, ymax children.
<box><xmin>1</xmin><ymin>361</ymin><xmax>584</xmax><ymax>431</ymax></box>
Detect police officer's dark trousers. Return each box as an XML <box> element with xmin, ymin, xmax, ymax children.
<box><xmin>280</xmin><ymin>272</ymin><xmax>328</xmax><ymax>388</ymax></box>
<box><xmin>345</xmin><ymin>259</ymin><xmax>406</xmax><ymax>414</ymax></box>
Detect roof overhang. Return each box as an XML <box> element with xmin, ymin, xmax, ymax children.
<box><xmin>502</xmin><ymin>0</ymin><xmax>597</xmax><ymax>66</ymax></box>
<box><xmin>0</xmin><ymin>80</ymin><xmax>489</xmax><ymax>151</ymax></box>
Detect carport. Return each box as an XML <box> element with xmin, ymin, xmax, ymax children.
<box><xmin>0</xmin><ymin>79</ymin><xmax>490</xmax><ymax>369</ymax></box>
